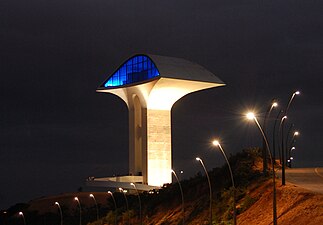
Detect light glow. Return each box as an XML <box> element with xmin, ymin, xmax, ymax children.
<box><xmin>272</xmin><ymin>102</ymin><xmax>278</xmax><ymax>107</ymax></box>
<box><xmin>19</xmin><ymin>212</ymin><xmax>23</xmax><ymax>216</ymax></box>
<box><xmin>295</xmin><ymin>91</ymin><xmax>300</xmax><ymax>95</ymax></box>
<box><xmin>246</xmin><ymin>112</ymin><xmax>255</xmax><ymax>120</ymax></box>
<box><xmin>294</xmin><ymin>131</ymin><xmax>299</xmax><ymax>136</ymax></box>
<box><xmin>212</xmin><ymin>140</ymin><xmax>220</xmax><ymax>146</ymax></box>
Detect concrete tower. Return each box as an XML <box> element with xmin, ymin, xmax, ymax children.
<box><xmin>89</xmin><ymin>54</ymin><xmax>224</xmax><ymax>189</ymax></box>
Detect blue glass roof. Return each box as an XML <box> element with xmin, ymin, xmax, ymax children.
<box><xmin>104</xmin><ymin>55</ymin><xmax>160</xmax><ymax>87</ymax></box>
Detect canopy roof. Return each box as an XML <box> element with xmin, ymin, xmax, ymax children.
<box><xmin>98</xmin><ymin>54</ymin><xmax>224</xmax><ymax>90</ymax></box>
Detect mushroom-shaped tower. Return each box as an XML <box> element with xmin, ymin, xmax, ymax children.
<box><xmin>97</xmin><ymin>54</ymin><xmax>225</xmax><ymax>188</ymax></box>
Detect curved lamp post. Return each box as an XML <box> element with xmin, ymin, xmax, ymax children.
<box><xmin>74</xmin><ymin>197</ymin><xmax>82</xmax><ymax>225</ymax></box>
<box><xmin>262</xmin><ymin>100</ymin><xmax>278</xmax><ymax>174</ymax></box>
<box><xmin>119</xmin><ymin>188</ymin><xmax>130</xmax><ymax>225</ymax></box>
<box><xmin>278</xmin><ymin>115</ymin><xmax>288</xmax><ymax>164</ymax></box>
<box><xmin>246</xmin><ymin>112</ymin><xmax>277</xmax><ymax>225</ymax></box>
<box><xmin>212</xmin><ymin>140</ymin><xmax>237</xmax><ymax>225</ymax></box>
<box><xmin>18</xmin><ymin>212</ymin><xmax>26</xmax><ymax>225</ymax></box>
<box><xmin>171</xmin><ymin>169</ymin><xmax>185</xmax><ymax>225</ymax></box>
<box><xmin>272</xmin><ymin>110</ymin><xmax>283</xmax><ymax>161</ymax></box>
<box><xmin>281</xmin><ymin>91</ymin><xmax>300</xmax><ymax>185</ymax></box>
<box><xmin>130</xmin><ymin>183</ymin><xmax>142</xmax><ymax>225</ymax></box>
<box><xmin>55</xmin><ymin>202</ymin><xmax>63</xmax><ymax>225</ymax></box>
<box><xmin>285</xmin><ymin>91</ymin><xmax>300</xmax><ymax>116</ymax></box>
<box><xmin>195</xmin><ymin>157</ymin><xmax>212</xmax><ymax>225</ymax></box>
<box><xmin>89</xmin><ymin>194</ymin><xmax>99</xmax><ymax>221</ymax></box>
<box><xmin>108</xmin><ymin>191</ymin><xmax>117</xmax><ymax>225</ymax></box>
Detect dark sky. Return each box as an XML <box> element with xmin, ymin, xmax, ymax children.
<box><xmin>1</xmin><ymin>0</ymin><xmax>322</xmax><ymax>209</ymax></box>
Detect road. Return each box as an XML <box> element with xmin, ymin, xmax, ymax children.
<box><xmin>283</xmin><ymin>167</ymin><xmax>323</xmax><ymax>194</ymax></box>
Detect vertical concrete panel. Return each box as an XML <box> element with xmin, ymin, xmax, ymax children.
<box><xmin>147</xmin><ymin>109</ymin><xmax>172</xmax><ymax>186</ymax></box>
<box><xmin>129</xmin><ymin>95</ymin><xmax>147</xmax><ymax>182</ymax></box>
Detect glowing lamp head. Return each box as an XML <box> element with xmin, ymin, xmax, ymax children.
<box><xmin>195</xmin><ymin>157</ymin><xmax>201</xmax><ymax>161</ymax></box>
<box><xmin>246</xmin><ymin>112</ymin><xmax>255</xmax><ymax>120</ymax></box>
<box><xmin>283</xmin><ymin>116</ymin><xmax>287</xmax><ymax>120</ymax></box>
<box><xmin>291</xmin><ymin>147</ymin><xmax>296</xmax><ymax>150</ymax></box>
<box><xmin>19</xmin><ymin>212</ymin><xmax>23</xmax><ymax>216</ymax></box>
<box><xmin>272</xmin><ymin>102</ymin><xmax>278</xmax><ymax>107</ymax></box>
<box><xmin>294</xmin><ymin>131</ymin><xmax>299</xmax><ymax>136</ymax></box>
<box><xmin>74</xmin><ymin>197</ymin><xmax>79</xmax><ymax>201</ymax></box>
<box><xmin>212</xmin><ymin>140</ymin><xmax>220</xmax><ymax>146</ymax></box>
<box><xmin>55</xmin><ymin>202</ymin><xmax>59</xmax><ymax>205</ymax></box>
<box><xmin>89</xmin><ymin>194</ymin><xmax>94</xmax><ymax>198</ymax></box>
<box><xmin>290</xmin><ymin>157</ymin><xmax>294</xmax><ymax>160</ymax></box>
<box><xmin>295</xmin><ymin>91</ymin><xmax>300</xmax><ymax>95</ymax></box>
<box><xmin>108</xmin><ymin>191</ymin><xmax>112</xmax><ymax>195</ymax></box>
<box><xmin>118</xmin><ymin>187</ymin><xmax>123</xmax><ymax>191</ymax></box>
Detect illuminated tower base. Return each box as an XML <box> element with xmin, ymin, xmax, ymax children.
<box><xmin>88</xmin><ymin>54</ymin><xmax>224</xmax><ymax>189</ymax></box>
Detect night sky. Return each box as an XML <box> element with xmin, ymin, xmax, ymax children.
<box><xmin>1</xmin><ymin>0</ymin><xmax>322</xmax><ymax>209</ymax></box>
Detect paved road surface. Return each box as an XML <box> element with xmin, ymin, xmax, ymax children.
<box><xmin>284</xmin><ymin>167</ymin><xmax>323</xmax><ymax>194</ymax></box>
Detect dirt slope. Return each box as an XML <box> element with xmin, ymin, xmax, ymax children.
<box><xmin>237</xmin><ymin>180</ymin><xmax>323</xmax><ymax>225</ymax></box>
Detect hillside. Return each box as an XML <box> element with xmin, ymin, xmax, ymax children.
<box><xmin>1</xmin><ymin>148</ymin><xmax>323</xmax><ymax>225</ymax></box>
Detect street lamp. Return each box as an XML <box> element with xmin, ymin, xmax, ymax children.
<box><xmin>171</xmin><ymin>169</ymin><xmax>185</xmax><ymax>225</ymax></box>
<box><xmin>212</xmin><ymin>140</ymin><xmax>236</xmax><ymax>225</ymax></box>
<box><xmin>262</xmin><ymin>100</ymin><xmax>278</xmax><ymax>174</ymax></box>
<box><xmin>285</xmin><ymin>91</ymin><xmax>300</xmax><ymax>116</ymax></box>
<box><xmin>195</xmin><ymin>157</ymin><xmax>212</xmax><ymax>225</ymax></box>
<box><xmin>89</xmin><ymin>194</ymin><xmax>99</xmax><ymax>221</ymax></box>
<box><xmin>272</xmin><ymin>110</ymin><xmax>283</xmax><ymax>161</ymax></box>
<box><xmin>278</xmin><ymin>115</ymin><xmax>287</xmax><ymax>167</ymax></box>
<box><xmin>286</xmin><ymin>131</ymin><xmax>299</xmax><ymax>165</ymax></box>
<box><xmin>281</xmin><ymin>90</ymin><xmax>300</xmax><ymax>185</ymax></box>
<box><xmin>108</xmin><ymin>191</ymin><xmax>117</xmax><ymax>225</ymax></box>
<box><xmin>74</xmin><ymin>197</ymin><xmax>82</xmax><ymax>225</ymax></box>
<box><xmin>55</xmin><ymin>202</ymin><xmax>63</xmax><ymax>225</ymax></box>
<box><xmin>288</xmin><ymin>147</ymin><xmax>296</xmax><ymax>168</ymax></box>
<box><xmin>119</xmin><ymin>188</ymin><xmax>130</xmax><ymax>225</ymax></box>
<box><xmin>246</xmin><ymin>112</ymin><xmax>277</xmax><ymax>225</ymax></box>
<box><xmin>18</xmin><ymin>212</ymin><xmax>26</xmax><ymax>225</ymax></box>
<box><xmin>130</xmin><ymin>183</ymin><xmax>142</xmax><ymax>225</ymax></box>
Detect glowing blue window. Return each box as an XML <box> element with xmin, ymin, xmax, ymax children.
<box><xmin>104</xmin><ymin>55</ymin><xmax>160</xmax><ymax>87</ymax></box>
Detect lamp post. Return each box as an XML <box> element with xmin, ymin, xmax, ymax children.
<box><xmin>89</xmin><ymin>194</ymin><xmax>99</xmax><ymax>221</ymax></box>
<box><xmin>18</xmin><ymin>212</ymin><xmax>26</xmax><ymax>225</ymax></box>
<box><xmin>278</xmin><ymin>115</ymin><xmax>287</xmax><ymax>164</ymax></box>
<box><xmin>195</xmin><ymin>157</ymin><xmax>212</xmax><ymax>225</ymax></box>
<box><xmin>55</xmin><ymin>202</ymin><xmax>63</xmax><ymax>225</ymax></box>
<box><xmin>74</xmin><ymin>197</ymin><xmax>82</xmax><ymax>225</ymax></box>
<box><xmin>262</xmin><ymin>100</ymin><xmax>278</xmax><ymax>175</ymax></box>
<box><xmin>212</xmin><ymin>140</ymin><xmax>237</xmax><ymax>225</ymax></box>
<box><xmin>272</xmin><ymin>110</ymin><xmax>283</xmax><ymax>162</ymax></box>
<box><xmin>285</xmin><ymin>124</ymin><xmax>294</xmax><ymax>165</ymax></box>
<box><xmin>171</xmin><ymin>169</ymin><xmax>185</xmax><ymax>225</ymax></box>
<box><xmin>108</xmin><ymin>191</ymin><xmax>117</xmax><ymax>225</ymax></box>
<box><xmin>246</xmin><ymin>112</ymin><xmax>277</xmax><ymax>225</ymax></box>
<box><xmin>119</xmin><ymin>188</ymin><xmax>130</xmax><ymax>225</ymax></box>
<box><xmin>281</xmin><ymin>91</ymin><xmax>300</xmax><ymax>185</ymax></box>
<box><xmin>286</xmin><ymin>131</ymin><xmax>299</xmax><ymax>166</ymax></box>
<box><xmin>285</xmin><ymin>91</ymin><xmax>300</xmax><ymax>116</ymax></box>
<box><xmin>131</xmin><ymin>183</ymin><xmax>142</xmax><ymax>225</ymax></box>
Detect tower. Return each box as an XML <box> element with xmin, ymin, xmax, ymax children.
<box><xmin>89</xmin><ymin>54</ymin><xmax>224</xmax><ymax>189</ymax></box>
